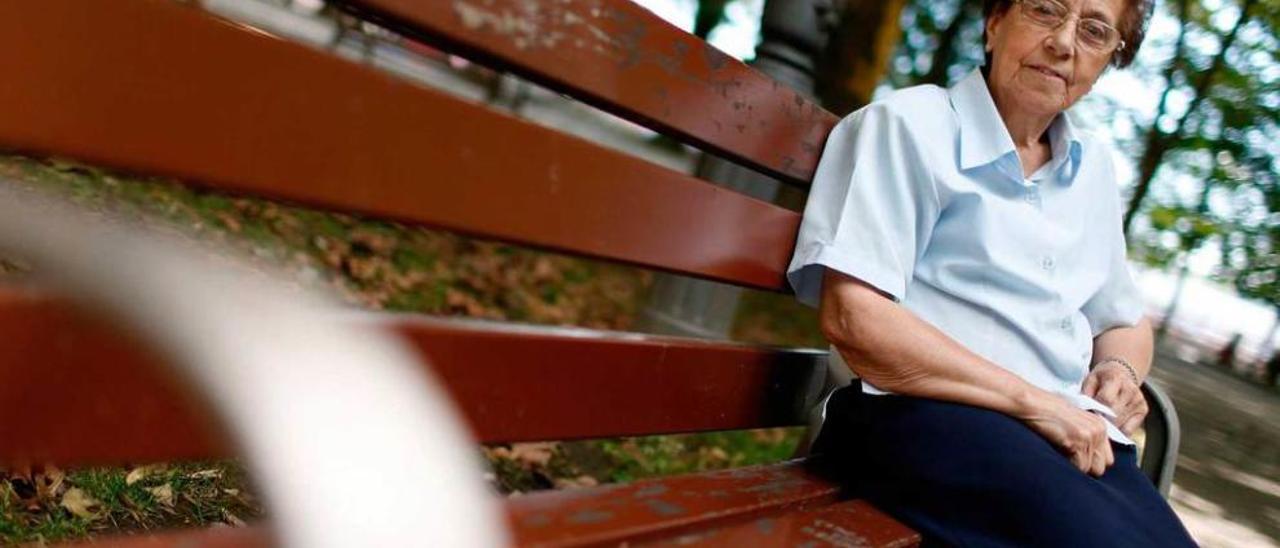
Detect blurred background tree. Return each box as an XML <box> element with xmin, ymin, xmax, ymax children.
<box><xmin>1116</xmin><ymin>0</ymin><xmax>1278</xmax><ymax>337</ymax></box>
<box><xmin>890</xmin><ymin>0</ymin><xmax>985</xmax><ymax>88</ymax></box>
<box><xmin>729</xmin><ymin>0</ymin><xmax>1280</xmax><ymax>346</ymax></box>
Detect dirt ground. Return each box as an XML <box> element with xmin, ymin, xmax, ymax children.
<box><xmin>1149</xmin><ymin>350</ymin><xmax>1280</xmax><ymax>547</ymax></box>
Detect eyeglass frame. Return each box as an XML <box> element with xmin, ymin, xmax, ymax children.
<box><xmin>1011</xmin><ymin>0</ymin><xmax>1127</xmax><ymax>56</ymax></box>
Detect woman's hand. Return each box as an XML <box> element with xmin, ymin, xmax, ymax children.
<box><xmin>1082</xmin><ymin>362</ymin><xmax>1148</xmax><ymax>436</ymax></box>
<box><xmin>1019</xmin><ymin>390</ymin><xmax>1114</xmax><ymax>477</ymax></box>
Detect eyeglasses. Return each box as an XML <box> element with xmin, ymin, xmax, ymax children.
<box><xmin>1014</xmin><ymin>0</ymin><xmax>1126</xmax><ymax>55</ymax></box>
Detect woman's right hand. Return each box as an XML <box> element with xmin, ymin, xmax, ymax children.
<box><xmin>1018</xmin><ymin>390</ymin><xmax>1113</xmax><ymax>477</ymax></box>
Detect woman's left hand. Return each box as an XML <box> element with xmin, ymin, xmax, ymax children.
<box><xmin>1082</xmin><ymin>363</ymin><xmax>1148</xmax><ymax>436</ymax></box>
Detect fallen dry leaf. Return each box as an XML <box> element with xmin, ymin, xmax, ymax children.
<box><xmin>126</xmin><ymin>464</ymin><xmax>167</xmax><ymax>485</ymax></box>
<box><xmin>189</xmin><ymin>469</ymin><xmax>223</xmax><ymax>480</ymax></box>
<box><xmin>507</xmin><ymin>442</ymin><xmax>557</xmax><ymax>467</ymax></box>
<box><xmin>147</xmin><ymin>484</ymin><xmax>175</xmax><ymax>507</ymax></box>
<box><xmin>36</xmin><ymin>465</ymin><xmax>66</xmax><ymax>501</ymax></box>
<box><xmin>5</xmin><ymin>464</ymin><xmax>67</xmax><ymax>510</ymax></box>
<box><xmin>703</xmin><ymin>447</ymin><xmax>729</xmax><ymax>464</ymax></box>
<box><xmin>60</xmin><ymin>487</ymin><xmax>102</xmax><ymax>519</ymax></box>
<box><xmin>349</xmin><ymin>230</ymin><xmax>395</xmax><ymax>255</ymax></box>
<box><xmin>552</xmin><ymin>475</ymin><xmax>599</xmax><ymax>490</ymax></box>
<box><xmin>223</xmin><ymin>510</ymin><xmax>247</xmax><ymax>527</ymax></box>
<box><xmin>215</xmin><ymin>211</ymin><xmax>242</xmax><ymax>233</ymax></box>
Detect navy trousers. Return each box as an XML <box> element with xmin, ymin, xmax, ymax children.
<box><xmin>809</xmin><ymin>385</ymin><xmax>1198</xmax><ymax>547</ymax></box>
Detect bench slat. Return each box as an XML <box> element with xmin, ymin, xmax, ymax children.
<box><xmin>0</xmin><ymin>292</ymin><xmax>233</xmax><ymax>466</ymax></box>
<box><xmin>0</xmin><ymin>0</ymin><xmax>798</xmax><ymax>292</ymax></box>
<box><xmin>0</xmin><ymin>292</ymin><xmax>826</xmax><ymax>467</ymax></box>
<box><xmin>339</xmin><ymin>0</ymin><xmax>837</xmax><ymax>187</ymax></box>
<box><xmin>636</xmin><ymin>499</ymin><xmax>921</xmax><ymax>547</ymax></box>
<box><xmin>506</xmin><ymin>461</ymin><xmax>840</xmax><ymax>546</ymax></box>
<box><xmin>391</xmin><ymin>314</ymin><xmax>828</xmax><ymax>443</ymax></box>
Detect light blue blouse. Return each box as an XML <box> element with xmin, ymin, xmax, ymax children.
<box><xmin>787</xmin><ymin>69</ymin><xmax>1144</xmax><ymax>444</ymax></box>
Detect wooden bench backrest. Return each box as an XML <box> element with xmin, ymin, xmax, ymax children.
<box><xmin>341</xmin><ymin>0</ymin><xmax>836</xmax><ymax>187</ymax></box>
<box><xmin>0</xmin><ymin>0</ymin><xmax>839</xmax><ymax>468</ymax></box>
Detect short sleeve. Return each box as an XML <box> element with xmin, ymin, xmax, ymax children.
<box><xmin>1081</xmin><ymin>162</ymin><xmax>1145</xmax><ymax>336</ymax></box>
<box><xmin>1081</xmin><ymin>230</ymin><xmax>1145</xmax><ymax>336</ymax></box>
<box><xmin>786</xmin><ymin>103</ymin><xmax>940</xmax><ymax>308</ymax></box>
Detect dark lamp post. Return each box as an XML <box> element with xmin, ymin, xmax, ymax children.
<box><xmin>639</xmin><ymin>0</ymin><xmax>840</xmax><ymax>338</ymax></box>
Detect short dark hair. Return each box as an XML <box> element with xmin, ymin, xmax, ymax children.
<box><xmin>982</xmin><ymin>0</ymin><xmax>1154</xmax><ymax>68</ymax></box>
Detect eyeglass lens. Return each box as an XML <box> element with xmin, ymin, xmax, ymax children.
<box><xmin>1021</xmin><ymin>0</ymin><xmax>1120</xmax><ymax>52</ymax></box>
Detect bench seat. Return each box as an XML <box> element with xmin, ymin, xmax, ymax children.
<box><xmin>59</xmin><ymin>462</ymin><xmax>919</xmax><ymax>547</ymax></box>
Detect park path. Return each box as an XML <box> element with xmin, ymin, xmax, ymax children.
<box><xmin>1149</xmin><ymin>351</ymin><xmax>1280</xmax><ymax>547</ymax></box>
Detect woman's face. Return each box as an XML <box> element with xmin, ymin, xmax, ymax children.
<box><xmin>985</xmin><ymin>0</ymin><xmax>1125</xmax><ymax>118</ymax></box>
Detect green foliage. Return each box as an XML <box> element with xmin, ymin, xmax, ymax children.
<box><xmin>1089</xmin><ymin>0</ymin><xmax>1280</xmax><ymax>309</ymax></box>
<box><xmin>596</xmin><ymin>437</ymin><xmax>690</xmax><ymax>482</ymax></box>
<box><xmin>732</xmin><ymin>289</ymin><xmax>827</xmax><ymax>348</ymax></box>
<box><xmin>0</xmin><ymin>463</ymin><xmax>256</xmax><ymax>545</ymax></box>
<box><xmin>891</xmin><ymin>0</ymin><xmax>985</xmax><ymax>88</ymax></box>
<box><xmin>391</xmin><ymin>247</ymin><xmax>435</xmax><ymax>272</ymax></box>
<box><xmin>586</xmin><ymin>429</ymin><xmax>803</xmax><ymax>484</ymax></box>
<box><xmin>68</xmin><ymin>465</ymin><xmax>253</xmax><ymax>527</ymax></box>
<box><xmin>481</xmin><ymin>429</ymin><xmax>803</xmax><ymax>496</ymax></box>
<box><xmin>0</xmin><ymin>483</ymin><xmax>23</xmax><ymax>540</ymax></box>
<box><xmin>1149</xmin><ymin>206</ymin><xmax>1182</xmax><ymax>231</ymax></box>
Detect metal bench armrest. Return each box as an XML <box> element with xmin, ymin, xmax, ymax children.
<box><xmin>1140</xmin><ymin>380</ymin><xmax>1180</xmax><ymax>497</ymax></box>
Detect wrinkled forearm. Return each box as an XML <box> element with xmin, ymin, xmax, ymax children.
<box><xmin>1091</xmin><ymin>317</ymin><xmax>1153</xmax><ymax>382</ymax></box>
<box><xmin>819</xmin><ymin>269</ymin><xmax>1050</xmax><ymax>420</ymax></box>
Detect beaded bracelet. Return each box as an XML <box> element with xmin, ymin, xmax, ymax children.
<box><xmin>1093</xmin><ymin>356</ymin><xmax>1140</xmax><ymax>385</ymax></box>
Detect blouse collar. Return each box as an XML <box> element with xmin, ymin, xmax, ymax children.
<box><xmin>949</xmin><ymin>68</ymin><xmax>1083</xmax><ymax>184</ymax></box>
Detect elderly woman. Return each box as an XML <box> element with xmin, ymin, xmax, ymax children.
<box><xmin>787</xmin><ymin>0</ymin><xmax>1197</xmax><ymax>545</ymax></box>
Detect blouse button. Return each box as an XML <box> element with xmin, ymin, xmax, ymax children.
<box><xmin>1060</xmin><ymin>318</ymin><xmax>1073</xmax><ymax>331</ymax></box>
<box><xmin>1041</xmin><ymin>256</ymin><xmax>1055</xmax><ymax>271</ymax></box>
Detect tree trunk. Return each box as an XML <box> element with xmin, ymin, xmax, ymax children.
<box><xmin>1156</xmin><ymin>258</ymin><xmax>1191</xmax><ymax>342</ymax></box>
<box><xmin>1122</xmin><ymin>0</ymin><xmax>1189</xmax><ymax>236</ymax></box>
<box><xmin>1256</xmin><ymin>306</ymin><xmax>1280</xmax><ymax>362</ymax></box>
<box><xmin>1125</xmin><ymin>129</ymin><xmax>1172</xmax><ymax>237</ymax></box>
<box><xmin>817</xmin><ymin>0</ymin><xmax>908</xmax><ymax>115</ymax></box>
<box><xmin>1156</xmin><ymin>175</ymin><xmax>1214</xmax><ymax>342</ymax></box>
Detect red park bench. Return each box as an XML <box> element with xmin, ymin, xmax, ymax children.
<box><xmin>0</xmin><ymin>1</ymin><xmax>1178</xmax><ymax>545</ymax></box>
